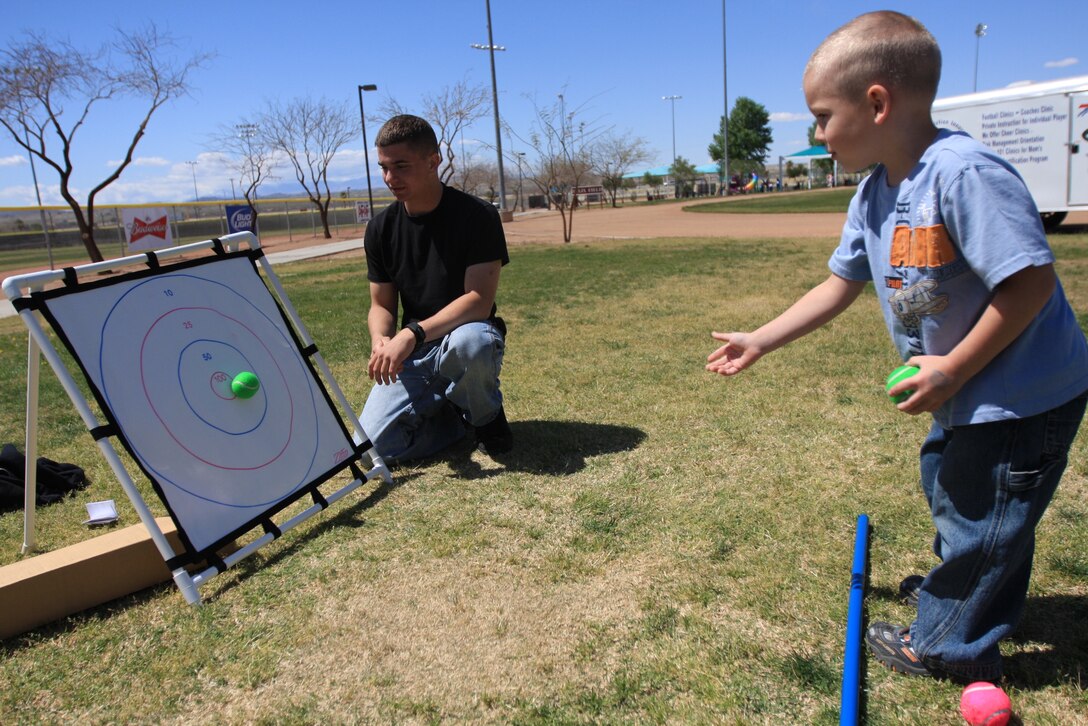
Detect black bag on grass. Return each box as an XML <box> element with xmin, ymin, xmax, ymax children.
<box><xmin>0</xmin><ymin>443</ymin><xmax>88</xmax><ymax>510</ymax></box>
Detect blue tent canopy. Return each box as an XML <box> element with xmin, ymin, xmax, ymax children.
<box><xmin>777</xmin><ymin>145</ymin><xmax>837</xmax><ymax>187</ymax></box>
<box><xmin>784</xmin><ymin>145</ymin><xmax>830</xmax><ymax>158</ymax></box>
<box><xmin>624</xmin><ymin>162</ymin><xmax>723</xmax><ymax>179</ymax></box>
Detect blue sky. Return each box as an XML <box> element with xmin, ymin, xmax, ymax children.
<box><xmin>0</xmin><ymin>0</ymin><xmax>1082</xmax><ymax>206</ymax></box>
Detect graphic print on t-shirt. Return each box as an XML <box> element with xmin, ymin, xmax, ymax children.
<box><xmin>885</xmin><ymin>191</ymin><xmax>954</xmax><ymax>357</ymax></box>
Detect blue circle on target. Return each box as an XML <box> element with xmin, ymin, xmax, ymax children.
<box><xmin>178</xmin><ymin>338</ymin><xmax>268</xmax><ymax>435</ymax></box>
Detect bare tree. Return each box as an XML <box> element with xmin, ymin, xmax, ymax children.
<box><xmin>0</xmin><ymin>25</ymin><xmax>210</xmax><ymax>261</ymax></box>
<box><xmin>210</xmin><ymin>117</ymin><xmax>276</xmax><ymax>226</ymax></box>
<box><xmin>459</xmin><ymin>156</ymin><xmax>500</xmax><ymax>201</ymax></box>
<box><xmin>591</xmin><ymin>131</ymin><xmax>652</xmax><ymax>208</ymax></box>
<box><xmin>261</xmin><ymin>96</ymin><xmax>355</xmax><ymax>238</ymax></box>
<box><xmin>510</xmin><ymin>95</ymin><xmax>599</xmax><ymax>243</ymax></box>
<box><xmin>381</xmin><ymin>79</ymin><xmax>490</xmax><ymax>185</ymax></box>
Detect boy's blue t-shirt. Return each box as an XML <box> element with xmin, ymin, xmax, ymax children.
<box><xmin>830</xmin><ymin>129</ymin><xmax>1088</xmax><ymax>427</ymax></box>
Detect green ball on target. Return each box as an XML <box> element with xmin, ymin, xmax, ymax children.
<box><xmin>885</xmin><ymin>365</ymin><xmax>919</xmax><ymax>404</ymax></box>
<box><xmin>231</xmin><ymin>371</ymin><xmax>260</xmax><ymax>399</ymax></box>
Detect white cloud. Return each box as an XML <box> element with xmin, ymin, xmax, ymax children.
<box><xmin>0</xmin><ymin>155</ymin><xmax>26</xmax><ymax>167</ymax></box>
<box><xmin>105</xmin><ymin>156</ymin><xmax>171</xmax><ymax>167</ymax></box>
<box><xmin>770</xmin><ymin>112</ymin><xmax>811</xmax><ymax>123</ymax></box>
<box><xmin>0</xmin><ymin>184</ymin><xmax>34</xmax><ymax>205</ymax></box>
<box><xmin>1044</xmin><ymin>57</ymin><xmax>1078</xmax><ymax>69</ymax></box>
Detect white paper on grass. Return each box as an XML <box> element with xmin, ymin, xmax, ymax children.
<box><xmin>83</xmin><ymin>499</ymin><xmax>118</xmax><ymax>525</ymax></box>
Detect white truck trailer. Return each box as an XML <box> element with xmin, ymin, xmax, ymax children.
<box><xmin>931</xmin><ymin>75</ymin><xmax>1088</xmax><ymax>231</ymax></box>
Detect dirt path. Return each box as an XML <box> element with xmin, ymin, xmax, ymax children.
<box><xmin>501</xmin><ymin>198</ymin><xmax>847</xmax><ymax>245</ymax></box>
<box><xmin>245</xmin><ymin>196</ymin><xmax>847</xmax><ymax>256</ymax></box>
<box><xmin>500</xmin><ymin>199</ymin><xmax>1088</xmax><ymax>246</ymax></box>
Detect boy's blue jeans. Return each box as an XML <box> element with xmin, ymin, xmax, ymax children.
<box><xmin>359</xmin><ymin>321</ymin><xmax>505</xmax><ymax>464</ymax></box>
<box><xmin>912</xmin><ymin>391</ymin><xmax>1087</xmax><ymax>681</ymax></box>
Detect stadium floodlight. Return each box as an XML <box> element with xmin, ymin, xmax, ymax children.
<box><xmin>973</xmin><ymin>23</ymin><xmax>988</xmax><ymax>92</ymax></box>
<box><xmin>470</xmin><ymin>0</ymin><xmax>509</xmax><ymax>214</ymax></box>
<box><xmin>662</xmin><ymin>95</ymin><xmax>682</xmax><ymax>170</ymax></box>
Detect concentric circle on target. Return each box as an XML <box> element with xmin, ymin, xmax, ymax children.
<box><xmin>178</xmin><ymin>339</ymin><xmax>267</xmax><ymax>434</ymax></box>
<box><xmin>97</xmin><ymin>272</ymin><xmax>322</xmax><ymax>507</ymax></box>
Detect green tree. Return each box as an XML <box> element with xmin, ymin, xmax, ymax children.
<box><xmin>669</xmin><ymin>156</ymin><xmax>698</xmax><ymax>198</ymax></box>
<box><xmin>708</xmin><ymin>96</ymin><xmax>773</xmax><ymax>182</ymax></box>
<box><xmin>785</xmin><ymin>160</ymin><xmax>806</xmax><ymax>183</ymax></box>
<box><xmin>641</xmin><ymin>172</ymin><xmax>663</xmax><ymax>200</ymax></box>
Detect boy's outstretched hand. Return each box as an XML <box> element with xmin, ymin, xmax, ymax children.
<box><xmin>706</xmin><ymin>332</ymin><xmax>763</xmax><ymax>376</ymax></box>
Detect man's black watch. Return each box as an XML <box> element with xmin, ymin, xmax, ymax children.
<box><xmin>404</xmin><ymin>321</ymin><xmax>426</xmax><ymax>351</ymax></box>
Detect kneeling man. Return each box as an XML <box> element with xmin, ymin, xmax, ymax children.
<box><xmin>361</xmin><ymin>114</ymin><xmax>512</xmax><ymax>464</ymax></box>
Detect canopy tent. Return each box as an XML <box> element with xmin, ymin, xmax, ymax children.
<box><xmin>784</xmin><ymin>144</ymin><xmax>831</xmax><ymax>159</ymax></box>
<box><xmin>623</xmin><ymin>162</ymin><xmax>722</xmax><ymax>180</ymax></box>
<box><xmin>778</xmin><ymin>145</ymin><xmax>838</xmax><ymax>188</ymax></box>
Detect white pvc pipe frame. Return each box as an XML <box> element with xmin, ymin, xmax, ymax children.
<box><xmin>2</xmin><ymin>231</ymin><xmax>391</xmax><ymax>605</ymax></box>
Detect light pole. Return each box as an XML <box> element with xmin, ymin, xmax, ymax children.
<box><xmin>19</xmin><ymin>104</ymin><xmax>53</xmax><ymax>269</ymax></box>
<box><xmin>721</xmin><ymin>0</ymin><xmax>730</xmax><ymax>194</ymax></box>
<box><xmin>357</xmin><ymin>83</ymin><xmax>378</xmax><ymax>218</ymax></box>
<box><xmin>230</xmin><ymin>178</ymin><xmax>236</xmax><ymax>200</ymax></box>
<box><xmin>558</xmin><ymin>93</ymin><xmax>566</xmax><ymax>138</ymax></box>
<box><xmin>663</xmin><ymin>95</ymin><xmax>681</xmax><ymax>192</ymax></box>
<box><xmin>185</xmin><ymin>160</ymin><xmax>198</xmax><ymax>201</ymax></box>
<box><xmin>471</xmin><ymin>0</ymin><xmax>509</xmax><ymax>218</ymax></box>
<box><xmin>973</xmin><ymin>23</ymin><xmax>987</xmax><ymax>92</ymax></box>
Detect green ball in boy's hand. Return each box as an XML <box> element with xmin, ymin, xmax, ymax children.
<box><xmin>885</xmin><ymin>365</ymin><xmax>919</xmax><ymax>404</ymax></box>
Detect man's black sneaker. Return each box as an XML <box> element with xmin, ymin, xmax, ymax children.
<box><xmin>899</xmin><ymin>574</ymin><xmax>924</xmax><ymax>607</ymax></box>
<box><xmin>866</xmin><ymin>621</ymin><xmax>931</xmax><ymax>677</ymax></box>
<box><xmin>476</xmin><ymin>407</ymin><xmax>513</xmax><ymax>455</ymax></box>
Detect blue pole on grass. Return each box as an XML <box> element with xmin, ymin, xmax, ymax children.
<box><xmin>840</xmin><ymin>513</ymin><xmax>869</xmax><ymax>725</ymax></box>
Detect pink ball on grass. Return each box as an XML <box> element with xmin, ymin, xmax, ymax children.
<box><xmin>960</xmin><ymin>682</ymin><xmax>1011</xmax><ymax>726</ymax></box>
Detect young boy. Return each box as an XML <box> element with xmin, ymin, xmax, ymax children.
<box><xmin>707</xmin><ymin>11</ymin><xmax>1088</xmax><ymax>683</ymax></box>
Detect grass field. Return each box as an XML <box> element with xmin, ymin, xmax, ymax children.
<box><xmin>1</xmin><ymin>225</ymin><xmax>1087</xmax><ymax>723</ymax></box>
<box><xmin>0</xmin><ymin>240</ymin><xmax>129</xmax><ymax>277</ymax></box>
<box><xmin>686</xmin><ymin>187</ymin><xmax>856</xmax><ymax>214</ymax></box>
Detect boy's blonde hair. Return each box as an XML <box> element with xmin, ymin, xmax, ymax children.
<box><xmin>806</xmin><ymin>11</ymin><xmax>941</xmax><ymax>103</ymax></box>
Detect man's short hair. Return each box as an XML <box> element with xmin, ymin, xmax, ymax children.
<box><xmin>375</xmin><ymin>114</ymin><xmax>441</xmax><ymax>156</ymax></box>
<box><xmin>806</xmin><ymin>11</ymin><xmax>941</xmax><ymax>103</ymax></box>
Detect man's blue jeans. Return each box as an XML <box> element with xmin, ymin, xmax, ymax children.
<box><xmin>912</xmin><ymin>391</ymin><xmax>1087</xmax><ymax>681</ymax></box>
<box><xmin>360</xmin><ymin>321</ymin><xmax>505</xmax><ymax>464</ymax></box>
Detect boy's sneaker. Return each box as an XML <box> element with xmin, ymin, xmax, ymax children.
<box><xmin>899</xmin><ymin>574</ymin><xmax>924</xmax><ymax>607</ymax></box>
<box><xmin>476</xmin><ymin>406</ymin><xmax>513</xmax><ymax>456</ymax></box>
<box><xmin>866</xmin><ymin>621</ymin><xmax>930</xmax><ymax>677</ymax></box>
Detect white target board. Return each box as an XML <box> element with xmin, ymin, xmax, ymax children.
<box><xmin>38</xmin><ymin>253</ymin><xmax>358</xmax><ymax>556</ymax></box>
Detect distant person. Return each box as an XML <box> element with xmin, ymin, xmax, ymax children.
<box><xmin>361</xmin><ymin>114</ymin><xmax>512</xmax><ymax>464</ymax></box>
<box><xmin>706</xmin><ymin>11</ymin><xmax>1088</xmax><ymax>684</ymax></box>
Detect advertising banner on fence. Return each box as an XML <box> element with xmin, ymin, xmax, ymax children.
<box><xmin>226</xmin><ymin>205</ymin><xmax>257</xmax><ymax>234</ymax></box>
<box><xmin>355</xmin><ymin>201</ymin><xmax>371</xmax><ymax>223</ymax></box>
<box><xmin>122</xmin><ymin>207</ymin><xmax>172</xmax><ymax>252</ymax></box>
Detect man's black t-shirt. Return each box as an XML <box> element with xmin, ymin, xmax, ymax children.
<box><xmin>364</xmin><ymin>185</ymin><xmax>509</xmax><ymax>328</ymax></box>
